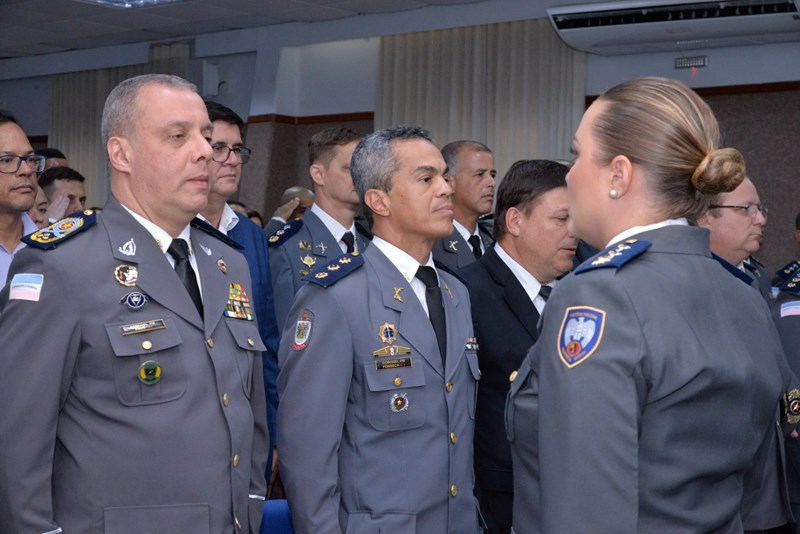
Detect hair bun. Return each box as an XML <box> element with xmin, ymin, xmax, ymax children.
<box><xmin>691</xmin><ymin>148</ymin><xmax>746</xmax><ymax>195</ymax></box>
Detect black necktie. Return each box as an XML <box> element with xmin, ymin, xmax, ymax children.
<box><xmin>167</xmin><ymin>238</ymin><xmax>203</xmax><ymax>315</ymax></box>
<box><xmin>467</xmin><ymin>234</ymin><xmax>482</xmax><ymax>260</ymax></box>
<box><xmin>415</xmin><ymin>266</ymin><xmax>447</xmax><ymax>365</ymax></box>
<box><xmin>341</xmin><ymin>231</ymin><xmax>355</xmax><ymax>254</ymax></box>
<box><xmin>538</xmin><ymin>285</ymin><xmax>552</xmax><ymax>302</ymax></box>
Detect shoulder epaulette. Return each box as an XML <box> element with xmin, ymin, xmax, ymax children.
<box><xmin>774</xmin><ymin>260</ymin><xmax>800</xmax><ymax>285</ymax></box>
<box><xmin>574</xmin><ymin>239</ymin><xmax>652</xmax><ymax>275</ymax></box>
<box><xmin>778</xmin><ymin>268</ymin><xmax>800</xmax><ymax>295</ymax></box>
<box><xmin>302</xmin><ymin>251</ymin><xmax>364</xmax><ymax>287</ymax></box>
<box><xmin>191</xmin><ymin>217</ymin><xmax>243</xmax><ymax>250</ymax></box>
<box><xmin>268</xmin><ymin>219</ymin><xmax>303</xmax><ymax>248</ymax></box>
<box><xmin>23</xmin><ymin>210</ymin><xmax>97</xmax><ymax>250</ymax></box>
<box><xmin>434</xmin><ymin>259</ymin><xmax>468</xmax><ymax>286</ymax></box>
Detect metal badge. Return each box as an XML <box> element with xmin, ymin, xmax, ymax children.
<box><xmin>120</xmin><ymin>291</ymin><xmax>148</xmax><ymax>312</ymax></box>
<box><xmin>118</xmin><ymin>238</ymin><xmax>136</xmax><ymax>256</ymax></box>
<box><xmin>138</xmin><ymin>360</ymin><xmax>162</xmax><ymax>385</ymax></box>
<box><xmin>217</xmin><ymin>259</ymin><xmax>228</xmax><ymax>273</ymax></box>
<box><xmin>120</xmin><ymin>319</ymin><xmax>166</xmax><ymax>336</ymax></box>
<box><xmin>378</xmin><ymin>322</ymin><xmax>398</xmax><ymax>344</ymax></box>
<box><xmin>390</xmin><ymin>392</ymin><xmax>409</xmax><ymax>412</ymax></box>
<box><xmin>114</xmin><ymin>265</ymin><xmax>138</xmax><ymax>287</ymax></box>
<box><xmin>315</xmin><ymin>242</ymin><xmax>328</xmax><ymax>254</ymax></box>
<box><xmin>393</xmin><ymin>287</ymin><xmax>404</xmax><ymax>302</ymax></box>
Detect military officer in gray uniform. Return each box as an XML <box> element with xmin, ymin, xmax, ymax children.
<box><xmin>507</xmin><ymin>77</ymin><xmax>788</xmax><ymax>533</ymax></box>
<box><xmin>277</xmin><ymin>125</ymin><xmax>481</xmax><ymax>533</ymax></box>
<box><xmin>0</xmin><ymin>74</ymin><xmax>268</xmax><ymax>533</ymax></box>
<box><xmin>268</xmin><ymin>127</ymin><xmax>368</xmax><ymax>330</ymax></box>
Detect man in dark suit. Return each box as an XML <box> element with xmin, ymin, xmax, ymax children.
<box><xmin>460</xmin><ymin>160</ymin><xmax>576</xmax><ymax>533</ymax></box>
<box><xmin>0</xmin><ymin>74</ymin><xmax>268</xmax><ymax>533</ymax></box>
<box><xmin>433</xmin><ymin>140</ymin><xmax>496</xmax><ymax>270</ymax></box>
<box><xmin>200</xmin><ymin>100</ymin><xmax>282</xmax><ymax>493</ymax></box>
<box><xmin>268</xmin><ymin>127</ymin><xmax>368</xmax><ymax>329</ymax></box>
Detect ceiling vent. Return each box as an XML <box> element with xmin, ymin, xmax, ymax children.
<box><xmin>547</xmin><ymin>0</ymin><xmax>800</xmax><ymax>55</ymax></box>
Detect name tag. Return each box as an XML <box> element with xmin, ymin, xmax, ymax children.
<box><xmin>120</xmin><ymin>319</ymin><xmax>166</xmax><ymax>335</ymax></box>
<box><xmin>376</xmin><ymin>357</ymin><xmax>412</xmax><ymax>370</ymax></box>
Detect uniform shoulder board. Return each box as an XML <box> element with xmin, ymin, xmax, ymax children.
<box><xmin>774</xmin><ymin>260</ymin><xmax>800</xmax><ymax>285</ymax></box>
<box><xmin>302</xmin><ymin>251</ymin><xmax>364</xmax><ymax>287</ymax></box>
<box><xmin>778</xmin><ymin>267</ymin><xmax>800</xmax><ymax>295</ymax></box>
<box><xmin>190</xmin><ymin>217</ymin><xmax>243</xmax><ymax>250</ymax></box>
<box><xmin>23</xmin><ymin>210</ymin><xmax>97</xmax><ymax>250</ymax></box>
<box><xmin>268</xmin><ymin>219</ymin><xmax>303</xmax><ymax>248</ymax></box>
<box><xmin>574</xmin><ymin>239</ymin><xmax>652</xmax><ymax>275</ymax></box>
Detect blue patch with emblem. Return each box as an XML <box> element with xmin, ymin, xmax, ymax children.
<box><xmin>23</xmin><ymin>210</ymin><xmax>97</xmax><ymax>250</ymax></box>
<box><xmin>557</xmin><ymin>306</ymin><xmax>606</xmax><ymax>368</ymax></box>
<box><xmin>574</xmin><ymin>239</ymin><xmax>651</xmax><ymax>274</ymax></box>
<box><xmin>267</xmin><ymin>219</ymin><xmax>304</xmax><ymax>248</ymax></box>
<box><xmin>303</xmin><ymin>252</ymin><xmax>365</xmax><ymax>287</ymax></box>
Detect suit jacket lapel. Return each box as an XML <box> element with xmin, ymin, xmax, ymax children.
<box><xmin>102</xmin><ymin>198</ymin><xmax>203</xmax><ymax>330</ymax></box>
<box><xmin>367</xmin><ymin>246</ymin><xmax>444</xmax><ymax>377</ymax></box>
<box><xmin>440</xmin><ymin>274</ymin><xmax>463</xmax><ymax>379</ymax></box>
<box><xmin>484</xmin><ymin>247</ymin><xmax>540</xmax><ymax>340</ymax></box>
<box><xmin>305</xmin><ymin>211</ymin><xmax>342</xmax><ymax>261</ymax></box>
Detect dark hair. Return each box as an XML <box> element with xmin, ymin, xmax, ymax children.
<box><xmin>0</xmin><ymin>110</ymin><xmax>18</xmax><ymax>125</ymax></box>
<box><xmin>38</xmin><ymin>166</ymin><xmax>86</xmax><ymax>192</ymax></box>
<box><xmin>308</xmin><ymin>127</ymin><xmax>362</xmax><ymax>167</ymax></box>
<box><xmin>593</xmin><ymin>77</ymin><xmax>745</xmax><ymax>221</ymax></box>
<box><xmin>441</xmin><ymin>140</ymin><xmax>492</xmax><ymax>176</ymax></box>
<box><xmin>247</xmin><ymin>210</ymin><xmax>264</xmax><ymax>227</ymax></box>
<box><xmin>35</xmin><ymin>148</ymin><xmax>67</xmax><ymax>160</ymax></box>
<box><xmin>351</xmin><ymin>125</ymin><xmax>434</xmax><ymax>225</ymax></box>
<box><xmin>205</xmin><ymin>100</ymin><xmax>246</xmax><ymax>139</ymax></box>
<box><xmin>494</xmin><ymin>160</ymin><xmax>569</xmax><ymax>240</ymax></box>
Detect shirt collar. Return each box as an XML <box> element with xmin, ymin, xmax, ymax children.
<box><xmin>310</xmin><ymin>203</ymin><xmax>356</xmax><ymax>242</ymax></box>
<box><xmin>494</xmin><ymin>243</ymin><xmax>553</xmax><ymax>304</ymax></box>
<box><xmin>453</xmin><ymin>218</ymin><xmax>478</xmax><ymax>242</ymax></box>
<box><xmin>197</xmin><ymin>203</ymin><xmax>239</xmax><ymax>236</ymax></box>
<box><xmin>121</xmin><ymin>204</ymin><xmax>192</xmax><ymax>254</ymax></box>
<box><xmin>606</xmin><ymin>218</ymin><xmax>688</xmax><ymax>248</ymax></box>
<box><xmin>371</xmin><ymin>236</ymin><xmax>436</xmax><ymax>284</ymax></box>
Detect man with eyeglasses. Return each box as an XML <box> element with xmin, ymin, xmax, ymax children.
<box><xmin>696</xmin><ymin>176</ymin><xmax>772</xmax><ymax>302</ymax></box>
<box><xmin>200</xmin><ymin>100</ymin><xmax>282</xmax><ymax>496</ymax></box>
<box><xmin>0</xmin><ymin>111</ymin><xmax>42</xmax><ymax>286</ymax></box>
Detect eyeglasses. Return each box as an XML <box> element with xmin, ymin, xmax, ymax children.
<box><xmin>709</xmin><ymin>204</ymin><xmax>768</xmax><ymax>219</ymax></box>
<box><xmin>210</xmin><ymin>144</ymin><xmax>251</xmax><ymax>164</ymax></box>
<box><xmin>0</xmin><ymin>154</ymin><xmax>46</xmax><ymax>174</ymax></box>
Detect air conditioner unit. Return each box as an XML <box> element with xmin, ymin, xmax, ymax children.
<box><xmin>547</xmin><ymin>0</ymin><xmax>800</xmax><ymax>55</ymax></box>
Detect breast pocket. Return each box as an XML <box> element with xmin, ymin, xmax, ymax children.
<box><xmin>225</xmin><ymin>319</ymin><xmax>266</xmax><ymax>399</ymax></box>
<box><xmin>363</xmin><ymin>361</ymin><xmax>427</xmax><ymax>431</ymax></box>
<box><xmin>105</xmin><ymin>317</ymin><xmax>185</xmax><ymax>406</ymax></box>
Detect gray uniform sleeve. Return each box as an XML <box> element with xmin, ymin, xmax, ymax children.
<box><xmin>536</xmin><ymin>279</ymin><xmax>644</xmax><ymax>533</ymax></box>
<box><xmin>277</xmin><ymin>283</ymin><xmax>352</xmax><ymax>534</ymax></box>
<box><xmin>0</xmin><ymin>251</ymin><xmax>80</xmax><ymax>533</ymax></box>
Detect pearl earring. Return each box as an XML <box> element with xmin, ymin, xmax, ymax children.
<box><xmin>609</xmin><ymin>188</ymin><xmax>619</xmax><ymax>199</ymax></box>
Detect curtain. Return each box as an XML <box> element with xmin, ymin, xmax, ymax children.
<box><xmin>375</xmin><ymin>18</ymin><xmax>585</xmax><ymax>178</ymax></box>
<box><xmin>48</xmin><ymin>42</ymin><xmax>190</xmax><ymax>207</ymax></box>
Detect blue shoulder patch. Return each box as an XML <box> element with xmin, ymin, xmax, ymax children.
<box><xmin>778</xmin><ymin>268</ymin><xmax>800</xmax><ymax>295</ymax></box>
<box><xmin>776</xmin><ymin>260</ymin><xmax>800</xmax><ymax>283</ymax></box>
<box><xmin>574</xmin><ymin>239</ymin><xmax>652</xmax><ymax>275</ymax></box>
<box><xmin>268</xmin><ymin>219</ymin><xmax>303</xmax><ymax>248</ymax></box>
<box><xmin>23</xmin><ymin>210</ymin><xmax>97</xmax><ymax>250</ymax></box>
<box><xmin>302</xmin><ymin>252</ymin><xmax>364</xmax><ymax>287</ymax></box>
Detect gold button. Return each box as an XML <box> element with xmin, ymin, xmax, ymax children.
<box><xmin>233</xmin><ymin>453</ymin><xmax>240</xmax><ymax>467</ymax></box>
<box><xmin>394</xmin><ymin>377</ymin><xmax>402</xmax><ymax>387</ymax></box>
<box><xmin>450</xmin><ymin>484</ymin><xmax>458</xmax><ymax>497</ymax></box>
<box><xmin>450</xmin><ymin>432</ymin><xmax>457</xmax><ymax>444</ymax></box>
<box><xmin>247</xmin><ymin>337</ymin><xmax>255</xmax><ymax>347</ymax></box>
<box><xmin>141</xmin><ymin>340</ymin><xmax>153</xmax><ymax>350</ymax></box>
<box><xmin>445</xmin><ymin>381</ymin><xmax>453</xmax><ymax>393</ymax></box>
<box><xmin>235</xmin><ymin>516</ymin><xmax>242</xmax><ymax>529</ymax></box>
<box><xmin>206</xmin><ymin>338</ymin><xmax>214</xmax><ymax>348</ymax></box>
<box><xmin>222</xmin><ymin>393</ymin><xmax>230</xmax><ymax>407</ymax></box>
<box><xmin>509</xmin><ymin>370</ymin><xmax>518</xmax><ymax>382</ymax></box>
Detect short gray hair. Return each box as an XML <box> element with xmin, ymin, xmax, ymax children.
<box><xmin>352</xmin><ymin>125</ymin><xmax>434</xmax><ymax>224</ymax></box>
<box><xmin>101</xmin><ymin>74</ymin><xmax>197</xmax><ymax>147</ymax></box>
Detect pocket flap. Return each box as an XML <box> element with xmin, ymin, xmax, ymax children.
<box><xmin>364</xmin><ymin>360</ymin><xmax>426</xmax><ymax>392</ymax></box>
<box><xmin>226</xmin><ymin>319</ymin><xmax>267</xmax><ymax>352</ymax></box>
<box><xmin>466</xmin><ymin>350</ymin><xmax>481</xmax><ymax>381</ymax></box>
<box><xmin>105</xmin><ymin>318</ymin><xmax>182</xmax><ymax>357</ymax></box>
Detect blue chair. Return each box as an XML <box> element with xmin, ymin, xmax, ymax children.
<box><xmin>260</xmin><ymin>499</ymin><xmax>294</xmax><ymax>534</ymax></box>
